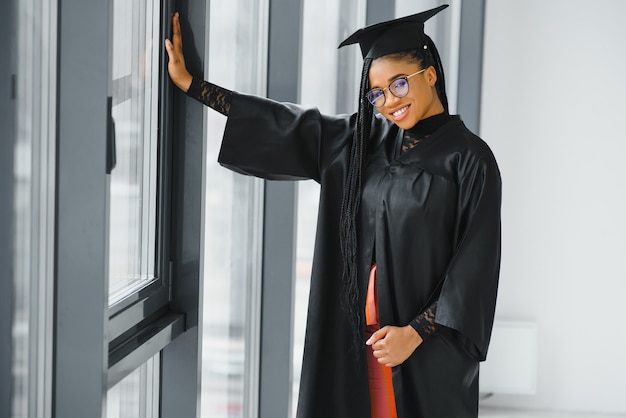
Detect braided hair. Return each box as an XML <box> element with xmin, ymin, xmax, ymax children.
<box><xmin>425</xmin><ymin>35</ymin><xmax>449</xmax><ymax>112</ymax></box>
<box><xmin>339</xmin><ymin>57</ymin><xmax>373</xmax><ymax>354</ymax></box>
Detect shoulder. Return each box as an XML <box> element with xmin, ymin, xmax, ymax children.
<box><xmin>427</xmin><ymin>116</ymin><xmax>501</xmax><ymax>186</ymax></box>
<box><xmin>439</xmin><ymin>117</ymin><xmax>499</xmax><ymax>170</ymax></box>
<box><xmin>444</xmin><ymin>117</ymin><xmax>496</xmax><ymax>160</ymax></box>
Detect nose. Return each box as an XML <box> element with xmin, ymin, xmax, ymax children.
<box><xmin>383</xmin><ymin>89</ymin><xmax>401</xmax><ymax>108</ymax></box>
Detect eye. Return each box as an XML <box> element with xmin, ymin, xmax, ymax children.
<box><xmin>372</xmin><ymin>89</ymin><xmax>384</xmax><ymax>99</ymax></box>
<box><xmin>391</xmin><ymin>78</ymin><xmax>408</xmax><ymax>91</ymax></box>
<box><xmin>367</xmin><ymin>89</ymin><xmax>384</xmax><ymax>102</ymax></box>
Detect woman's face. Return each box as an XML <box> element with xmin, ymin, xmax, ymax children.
<box><xmin>368</xmin><ymin>56</ymin><xmax>443</xmax><ymax>130</ymax></box>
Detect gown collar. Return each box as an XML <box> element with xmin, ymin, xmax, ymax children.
<box><xmin>399</xmin><ymin>111</ymin><xmax>452</xmax><ymax>155</ymax></box>
<box><xmin>406</xmin><ymin>111</ymin><xmax>452</xmax><ymax>138</ymax></box>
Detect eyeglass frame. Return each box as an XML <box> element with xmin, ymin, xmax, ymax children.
<box><xmin>365</xmin><ymin>68</ymin><xmax>427</xmax><ymax>108</ymax></box>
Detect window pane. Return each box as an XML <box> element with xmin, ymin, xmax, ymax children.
<box><xmin>107</xmin><ymin>354</ymin><xmax>159</xmax><ymax>418</ymax></box>
<box><xmin>12</xmin><ymin>0</ymin><xmax>57</xmax><ymax>415</ymax></box>
<box><xmin>201</xmin><ymin>1</ymin><xmax>267</xmax><ymax>417</ymax></box>
<box><xmin>108</xmin><ymin>0</ymin><xmax>160</xmax><ymax>305</ymax></box>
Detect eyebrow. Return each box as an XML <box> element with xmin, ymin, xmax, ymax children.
<box><xmin>387</xmin><ymin>73</ymin><xmax>407</xmax><ymax>82</ymax></box>
<box><xmin>370</xmin><ymin>73</ymin><xmax>408</xmax><ymax>89</ymax></box>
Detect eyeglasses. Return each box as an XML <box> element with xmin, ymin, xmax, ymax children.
<box><xmin>365</xmin><ymin>68</ymin><xmax>427</xmax><ymax>108</ymax></box>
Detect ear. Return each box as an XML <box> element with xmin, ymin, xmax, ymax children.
<box><xmin>425</xmin><ymin>65</ymin><xmax>438</xmax><ymax>86</ymax></box>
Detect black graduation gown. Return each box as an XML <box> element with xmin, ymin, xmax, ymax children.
<box><xmin>218</xmin><ymin>92</ymin><xmax>502</xmax><ymax>418</ymax></box>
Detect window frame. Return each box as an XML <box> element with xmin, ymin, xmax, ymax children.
<box><xmin>106</xmin><ymin>0</ymin><xmax>185</xmax><ymax>388</ymax></box>
<box><xmin>54</xmin><ymin>0</ymin><xmax>204</xmax><ymax>415</ymax></box>
<box><xmin>0</xmin><ymin>0</ymin><xmax>16</xmax><ymax>415</ymax></box>
<box><xmin>106</xmin><ymin>0</ymin><xmax>172</xmax><ymax>322</ymax></box>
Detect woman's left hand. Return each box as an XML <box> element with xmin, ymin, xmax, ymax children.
<box><xmin>366</xmin><ymin>325</ymin><xmax>423</xmax><ymax>367</ymax></box>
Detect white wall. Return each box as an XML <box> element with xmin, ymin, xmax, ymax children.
<box><xmin>480</xmin><ymin>0</ymin><xmax>626</xmax><ymax>414</ymax></box>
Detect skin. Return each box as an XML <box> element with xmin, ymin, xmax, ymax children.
<box><xmin>367</xmin><ymin>56</ymin><xmax>444</xmax><ymax>131</ymax></box>
<box><xmin>366</xmin><ymin>324</ymin><xmax>423</xmax><ymax>368</ymax></box>
<box><xmin>165</xmin><ymin>12</ymin><xmax>432</xmax><ymax>368</ymax></box>
<box><xmin>164</xmin><ymin>13</ymin><xmax>192</xmax><ymax>92</ymax></box>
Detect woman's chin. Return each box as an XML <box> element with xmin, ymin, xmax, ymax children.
<box><xmin>391</xmin><ymin>117</ymin><xmax>418</xmax><ymax>130</ymax></box>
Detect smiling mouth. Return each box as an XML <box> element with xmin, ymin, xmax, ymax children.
<box><xmin>392</xmin><ymin>105</ymin><xmax>409</xmax><ymax>118</ymax></box>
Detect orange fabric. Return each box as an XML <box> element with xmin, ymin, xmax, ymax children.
<box><xmin>366</xmin><ymin>264</ymin><xmax>378</xmax><ymax>325</ymax></box>
<box><xmin>365</xmin><ymin>265</ymin><xmax>397</xmax><ymax>418</ymax></box>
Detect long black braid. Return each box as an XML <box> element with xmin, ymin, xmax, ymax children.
<box><xmin>339</xmin><ymin>57</ymin><xmax>374</xmax><ymax>355</ymax></box>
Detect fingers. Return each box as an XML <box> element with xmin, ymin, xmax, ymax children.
<box><xmin>164</xmin><ymin>39</ymin><xmax>173</xmax><ymax>56</ymax></box>
<box><xmin>372</xmin><ymin>343</ymin><xmax>399</xmax><ymax>368</ymax></box>
<box><xmin>367</xmin><ymin>327</ymin><xmax>394</xmax><ymax>367</ymax></box>
<box><xmin>163</xmin><ymin>12</ymin><xmax>192</xmax><ymax>92</ymax></box>
<box><xmin>372</xmin><ymin>347</ymin><xmax>397</xmax><ymax>367</ymax></box>
<box><xmin>365</xmin><ymin>326</ymin><xmax>389</xmax><ymax>346</ymax></box>
<box><xmin>164</xmin><ymin>13</ymin><xmax>184</xmax><ymax>66</ymax></box>
<box><xmin>379</xmin><ymin>359</ymin><xmax>399</xmax><ymax>367</ymax></box>
<box><xmin>369</xmin><ymin>325</ymin><xmax>421</xmax><ymax>368</ymax></box>
<box><xmin>172</xmin><ymin>12</ymin><xmax>182</xmax><ymax>48</ymax></box>
<box><xmin>165</xmin><ymin>13</ymin><xmax>182</xmax><ymax>53</ymax></box>
<box><xmin>164</xmin><ymin>38</ymin><xmax>181</xmax><ymax>67</ymax></box>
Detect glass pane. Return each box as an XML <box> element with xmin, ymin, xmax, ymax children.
<box><xmin>201</xmin><ymin>1</ymin><xmax>267</xmax><ymax>417</ymax></box>
<box><xmin>12</xmin><ymin>0</ymin><xmax>57</xmax><ymax>416</ymax></box>
<box><xmin>107</xmin><ymin>354</ymin><xmax>159</xmax><ymax>418</ymax></box>
<box><xmin>108</xmin><ymin>0</ymin><xmax>160</xmax><ymax>305</ymax></box>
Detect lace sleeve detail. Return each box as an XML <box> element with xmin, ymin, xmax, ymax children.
<box><xmin>186</xmin><ymin>76</ymin><xmax>232</xmax><ymax>116</ymax></box>
<box><xmin>409</xmin><ymin>299</ymin><xmax>441</xmax><ymax>341</ymax></box>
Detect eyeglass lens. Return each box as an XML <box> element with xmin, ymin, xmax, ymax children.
<box><xmin>366</xmin><ymin>77</ymin><xmax>410</xmax><ymax>107</ymax></box>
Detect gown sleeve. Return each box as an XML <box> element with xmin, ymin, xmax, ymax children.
<box><xmin>186</xmin><ymin>77</ymin><xmax>232</xmax><ymax>116</ymax></box>
<box><xmin>217</xmin><ymin>90</ymin><xmax>357</xmax><ymax>182</ymax></box>
<box><xmin>435</xmin><ymin>154</ymin><xmax>502</xmax><ymax>361</ymax></box>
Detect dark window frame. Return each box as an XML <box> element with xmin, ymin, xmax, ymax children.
<box><xmin>106</xmin><ymin>0</ymin><xmax>185</xmax><ymax>388</ymax></box>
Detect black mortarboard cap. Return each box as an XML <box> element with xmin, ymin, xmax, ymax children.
<box><xmin>338</xmin><ymin>4</ymin><xmax>448</xmax><ymax>59</ymax></box>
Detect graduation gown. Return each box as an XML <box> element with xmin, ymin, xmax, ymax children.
<box><xmin>218</xmin><ymin>92</ymin><xmax>502</xmax><ymax>418</ymax></box>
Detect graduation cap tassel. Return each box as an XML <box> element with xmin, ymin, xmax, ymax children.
<box><xmin>339</xmin><ymin>57</ymin><xmax>374</xmax><ymax>357</ymax></box>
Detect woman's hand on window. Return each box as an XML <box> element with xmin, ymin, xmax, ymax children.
<box><xmin>164</xmin><ymin>12</ymin><xmax>193</xmax><ymax>92</ymax></box>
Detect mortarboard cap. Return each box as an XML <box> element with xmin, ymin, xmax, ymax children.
<box><xmin>338</xmin><ymin>4</ymin><xmax>448</xmax><ymax>60</ymax></box>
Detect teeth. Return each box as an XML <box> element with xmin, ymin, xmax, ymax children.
<box><xmin>392</xmin><ymin>106</ymin><xmax>408</xmax><ymax>117</ymax></box>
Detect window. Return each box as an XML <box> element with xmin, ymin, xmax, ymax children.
<box><xmin>108</xmin><ymin>0</ymin><xmax>161</xmax><ymax>307</ymax></box>
<box><xmin>107</xmin><ymin>0</ymin><xmax>171</xmax><ymax>351</ymax></box>
<box><xmin>201</xmin><ymin>1</ymin><xmax>268</xmax><ymax>416</ymax></box>
<box><xmin>10</xmin><ymin>0</ymin><xmax>57</xmax><ymax>415</ymax></box>
<box><xmin>106</xmin><ymin>0</ymin><xmax>177</xmax><ymax>401</ymax></box>
<box><xmin>107</xmin><ymin>354</ymin><xmax>159</xmax><ymax>418</ymax></box>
